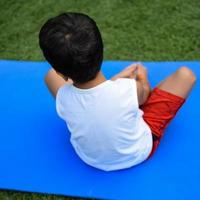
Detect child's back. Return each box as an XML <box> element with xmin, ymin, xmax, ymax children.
<box><xmin>56</xmin><ymin>78</ymin><xmax>152</xmax><ymax>171</ymax></box>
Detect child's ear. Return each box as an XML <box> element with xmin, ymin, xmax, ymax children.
<box><xmin>56</xmin><ymin>72</ymin><xmax>68</xmax><ymax>81</ymax></box>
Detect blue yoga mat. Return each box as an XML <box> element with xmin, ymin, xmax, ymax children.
<box><xmin>0</xmin><ymin>60</ymin><xmax>199</xmax><ymax>200</ymax></box>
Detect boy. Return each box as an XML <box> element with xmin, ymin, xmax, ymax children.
<box><xmin>39</xmin><ymin>12</ymin><xmax>196</xmax><ymax>171</ymax></box>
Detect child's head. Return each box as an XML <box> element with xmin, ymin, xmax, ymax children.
<box><xmin>39</xmin><ymin>12</ymin><xmax>103</xmax><ymax>83</ymax></box>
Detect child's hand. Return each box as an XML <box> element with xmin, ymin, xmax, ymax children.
<box><xmin>136</xmin><ymin>64</ymin><xmax>148</xmax><ymax>82</ymax></box>
<box><xmin>111</xmin><ymin>63</ymin><xmax>138</xmax><ymax>80</ymax></box>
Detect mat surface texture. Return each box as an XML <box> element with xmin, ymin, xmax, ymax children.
<box><xmin>0</xmin><ymin>60</ymin><xmax>199</xmax><ymax>200</ymax></box>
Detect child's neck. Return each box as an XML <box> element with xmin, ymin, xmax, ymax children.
<box><xmin>73</xmin><ymin>71</ymin><xmax>106</xmax><ymax>89</ymax></box>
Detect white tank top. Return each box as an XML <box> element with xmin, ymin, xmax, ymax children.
<box><xmin>56</xmin><ymin>78</ymin><xmax>153</xmax><ymax>171</ymax></box>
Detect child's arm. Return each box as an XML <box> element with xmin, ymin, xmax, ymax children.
<box><xmin>45</xmin><ymin>68</ymin><xmax>73</xmax><ymax>98</ymax></box>
<box><xmin>110</xmin><ymin>63</ymin><xmax>151</xmax><ymax>105</ymax></box>
<box><xmin>110</xmin><ymin>64</ymin><xmax>137</xmax><ymax>81</ymax></box>
<box><xmin>136</xmin><ymin>65</ymin><xmax>151</xmax><ymax>105</ymax></box>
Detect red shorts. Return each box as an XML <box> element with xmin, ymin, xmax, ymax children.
<box><xmin>139</xmin><ymin>88</ymin><xmax>185</xmax><ymax>158</ymax></box>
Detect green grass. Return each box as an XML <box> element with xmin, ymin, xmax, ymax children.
<box><xmin>0</xmin><ymin>0</ymin><xmax>200</xmax><ymax>199</ymax></box>
<box><xmin>0</xmin><ymin>190</ymin><xmax>90</xmax><ymax>200</ymax></box>
<box><xmin>1</xmin><ymin>0</ymin><xmax>200</xmax><ymax>62</ymax></box>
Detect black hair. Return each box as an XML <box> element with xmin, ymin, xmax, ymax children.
<box><xmin>39</xmin><ymin>12</ymin><xmax>103</xmax><ymax>83</ymax></box>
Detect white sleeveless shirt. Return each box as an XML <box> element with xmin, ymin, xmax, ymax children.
<box><xmin>56</xmin><ymin>78</ymin><xmax>153</xmax><ymax>171</ymax></box>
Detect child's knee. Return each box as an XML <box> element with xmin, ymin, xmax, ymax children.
<box><xmin>44</xmin><ymin>71</ymin><xmax>49</xmax><ymax>85</ymax></box>
<box><xmin>44</xmin><ymin>69</ymin><xmax>55</xmax><ymax>84</ymax></box>
<box><xmin>176</xmin><ymin>66</ymin><xmax>197</xmax><ymax>84</ymax></box>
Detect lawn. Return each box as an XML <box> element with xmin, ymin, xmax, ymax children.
<box><xmin>0</xmin><ymin>0</ymin><xmax>200</xmax><ymax>199</ymax></box>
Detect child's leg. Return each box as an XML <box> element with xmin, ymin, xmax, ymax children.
<box><xmin>140</xmin><ymin>66</ymin><xmax>196</xmax><ymax>157</ymax></box>
<box><xmin>156</xmin><ymin>66</ymin><xmax>196</xmax><ymax>99</ymax></box>
<box><xmin>44</xmin><ymin>68</ymin><xmax>72</xmax><ymax>98</ymax></box>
